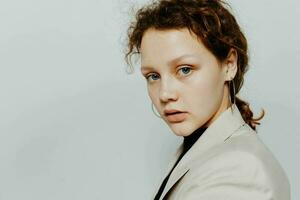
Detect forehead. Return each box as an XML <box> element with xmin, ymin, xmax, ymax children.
<box><xmin>140</xmin><ymin>28</ymin><xmax>201</xmax><ymax>55</ymax></box>
<box><xmin>141</xmin><ymin>53</ymin><xmax>199</xmax><ymax>72</ymax></box>
<box><xmin>140</xmin><ymin>28</ymin><xmax>209</xmax><ymax>70</ymax></box>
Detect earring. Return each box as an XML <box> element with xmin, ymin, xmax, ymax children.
<box><xmin>229</xmin><ymin>78</ymin><xmax>236</xmax><ymax>105</ymax></box>
<box><xmin>151</xmin><ymin>103</ymin><xmax>162</xmax><ymax>118</ymax></box>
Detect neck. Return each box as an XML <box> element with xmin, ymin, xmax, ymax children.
<box><xmin>183</xmin><ymin>126</ymin><xmax>207</xmax><ymax>153</ymax></box>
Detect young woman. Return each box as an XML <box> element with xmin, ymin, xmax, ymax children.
<box><xmin>124</xmin><ymin>0</ymin><xmax>290</xmax><ymax>199</ymax></box>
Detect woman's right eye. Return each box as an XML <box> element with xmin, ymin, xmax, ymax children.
<box><xmin>146</xmin><ymin>74</ymin><xmax>160</xmax><ymax>82</ymax></box>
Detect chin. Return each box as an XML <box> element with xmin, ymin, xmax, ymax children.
<box><xmin>168</xmin><ymin>122</ymin><xmax>195</xmax><ymax>137</ymax></box>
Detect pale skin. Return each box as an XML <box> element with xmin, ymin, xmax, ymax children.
<box><xmin>140</xmin><ymin>28</ymin><xmax>238</xmax><ymax>137</ymax></box>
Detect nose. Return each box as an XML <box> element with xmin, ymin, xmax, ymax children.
<box><xmin>159</xmin><ymin>77</ymin><xmax>178</xmax><ymax>103</ymax></box>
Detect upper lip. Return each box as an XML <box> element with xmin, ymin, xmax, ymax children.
<box><xmin>164</xmin><ymin>109</ymin><xmax>186</xmax><ymax>116</ymax></box>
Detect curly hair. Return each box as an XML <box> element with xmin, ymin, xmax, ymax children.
<box><xmin>124</xmin><ymin>0</ymin><xmax>265</xmax><ymax>131</ymax></box>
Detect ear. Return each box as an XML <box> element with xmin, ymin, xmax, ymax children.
<box><xmin>222</xmin><ymin>48</ymin><xmax>238</xmax><ymax>81</ymax></box>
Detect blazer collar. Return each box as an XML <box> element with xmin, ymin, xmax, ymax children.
<box><xmin>159</xmin><ymin>104</ymin><xmax>247</xmax><ymax>200</ymax></box>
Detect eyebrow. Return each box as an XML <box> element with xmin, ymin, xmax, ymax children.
<box><xmin>141</xmin><ymin>54</ymin><xmax>198</xmax><ymax>72</ymax></box>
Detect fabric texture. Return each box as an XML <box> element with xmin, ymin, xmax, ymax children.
<box><xmin>154</xmin><ymin>127</ymin><xmax>207</xmax><ymax>200</ymax></box>
<box><xmin>151</xmin><ymin>104</ymin><xmax>290</xmax><ymax>200</ymax></box>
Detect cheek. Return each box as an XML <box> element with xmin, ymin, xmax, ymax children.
<box><xmin>185</xmin><ymin>70</ymin><xmax>224</xmax><ymax>108</ymax></box>
<box><xmin>147</xmin><ymin>87</ymin><xmax>154</xmax><ymax>101</ymax></box>
<box><xmin>147</xmin><ymin>86</ymin><xmax>159</xmax><ymax>106</ymax></box>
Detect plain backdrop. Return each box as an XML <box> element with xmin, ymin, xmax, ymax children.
<box><xmin>0</xmin><ymin>0</ymin><xmax>299</xmax><ymax>199</ymax></box>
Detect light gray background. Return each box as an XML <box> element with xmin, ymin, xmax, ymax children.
<box><xmin>0</xmin><ymin>0</ymin><xmax>299</xmax><ymax>199</ymax></box>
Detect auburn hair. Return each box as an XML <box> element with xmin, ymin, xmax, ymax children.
<box><xmin>124</xmin><ymin>0</ymin><xmax>265</xmax><ymax>131</ymax></box>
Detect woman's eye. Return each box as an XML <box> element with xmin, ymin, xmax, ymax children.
<box><xmin>178</xmin><ymin>66</ymin><xmax>192</xmax><ymax>76</ymax></box>
<box><xmin>146</xmin><ymin>74</ymin><xmax>159</xmax><ymax>82</ymax></box>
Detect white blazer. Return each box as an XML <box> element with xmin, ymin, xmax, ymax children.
<box><xmin>153</xmin><ymin>104</ymin><xmax>290</xmax><ymax>200</ymax></box>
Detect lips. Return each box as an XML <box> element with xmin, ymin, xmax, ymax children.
<box><xmin>164</xmin><ymin>109</ymin><xmax>185</xmax><ymax>116</ymax></box>
<box><xmin>164</xmin><ymin>111</ymin><xmax>188</xmax><ymax>123</ymax></box>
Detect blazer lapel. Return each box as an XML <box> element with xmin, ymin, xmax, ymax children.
<box><xmin>159</xmin><ymin>104</ymin><xmax>246</xmax><ymax>200</ymax></box>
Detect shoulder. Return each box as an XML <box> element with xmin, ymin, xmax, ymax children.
<box><xmin>189</xmin><ymin>147</ymin><xmax>268</xmax><ymax>184</ymax></box>
<box><xmin>179</xmin><ymin>149</ymin><xmax>291</xmax><ymax>199</ymax></box>
<box><xmin>183</xmin><ymin>125</ymin><xmax>290</xmax><ymax>199</ymax></box>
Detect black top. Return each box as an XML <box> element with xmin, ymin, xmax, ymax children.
<box><xmin>154</xmin><ymin>126</ymin><xmax>207</xmax><ymax>200</ymax></box>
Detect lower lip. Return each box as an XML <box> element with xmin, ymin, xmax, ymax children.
<box><xmin>165</xmin><ymin>112</ymin><xmax>188</xmax><ymax>123</ymax></box>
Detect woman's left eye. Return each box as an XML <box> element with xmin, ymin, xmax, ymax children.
<box><xmin>178</xmin><ymin>66</ymin><xmax>192</xmax><ymax>76</ymax></box>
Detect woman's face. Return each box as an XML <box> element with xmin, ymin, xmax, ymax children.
<box><xmin>140</xmin><ymin>28</ymin><xmax>236</xmax><ymax>136</ymax></box>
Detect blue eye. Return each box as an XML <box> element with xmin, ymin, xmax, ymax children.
<box><xmin>179</xmin><ymin>66</ymin><xmax>192</xmax><ymax>75</ymax></box>
<box><xmin>146</xmin><ymin>74</ymin><xmax>159</xmax><ymax>82</ymax></box>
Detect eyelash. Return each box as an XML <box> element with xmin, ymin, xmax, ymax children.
<box><xmin>145</xmin><ymin>66</ymin><xmax>193</xmax><ymax>82</ymax></box>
